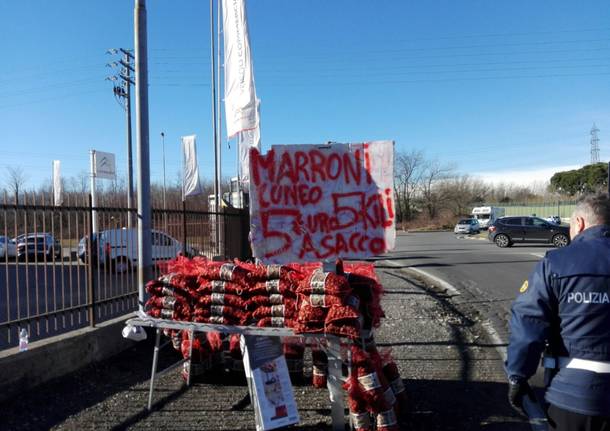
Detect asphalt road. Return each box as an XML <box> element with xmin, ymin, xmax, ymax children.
<box><xmin>0</xmin><ymin>262</ymin><xmax>139</xmax><ymax>350</ymax></box>
<box><xmin>382</xmin><ymin>231</ymin><xmax>554</xmax><ymax>343</ymax></box>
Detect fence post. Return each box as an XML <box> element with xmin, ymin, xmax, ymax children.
<box><xmin>223</xmin><ymin>211</ymin><xmax>228</xmax><ymax>259</ymax></box>
<box><xmin>241</xmin><ymin>209</ymin><xmax>251</xmax><ymax>260</ymax></box>
<box><xmin>182</xmin><ymin>200</ymin><xmax>187</xmax><ymax>255</ymax></box>
<box><xmin>87</xmin><ymin>194</ymin><xmax>96</xmax><ymax>327</ymax></box>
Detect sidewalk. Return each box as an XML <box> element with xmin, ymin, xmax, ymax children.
<box><xmin>0</xmin><ymin>264</ymin><xmax>527</xmax><ymax>430</ymax></box>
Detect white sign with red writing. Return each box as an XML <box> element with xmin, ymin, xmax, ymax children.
<box><xmin>249</xmin><ymin>141</ymin><xmax>395</xmax><ymax>263</ymax></box>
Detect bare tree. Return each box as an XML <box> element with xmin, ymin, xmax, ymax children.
<box><xmin>394</xmin><ymin>150</ymin><xmax>425</xmax><ymax>223</ymax></box>
<box><xmin>5</xmin><ymin>166</ymin><xmax>28</xmax><ymax>204</ymax></box>
<box><xmin>441</xmin><ymin>175</ymin><xmax>488</xmax><ymax>217</ymax></box>
<box><xmin>419</xmin><ymin>160</ymin><xmax>454</xmax><ymax>219</ymax></box>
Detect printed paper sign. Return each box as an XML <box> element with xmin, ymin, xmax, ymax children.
<box><xmin>249</xmin><ymin>141</ymin><xmax>395</xmax><ymax>263</ymax></box>
<box><xmin>241</xmin><ymin>336</ymin><xmax>300</xmax><ymax>431</ymax></box>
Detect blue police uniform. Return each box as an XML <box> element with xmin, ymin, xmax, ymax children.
<box><xmin>506</xmin><ymin>225</ymin><xmax>610</xmax><ymax>416</ymax></box>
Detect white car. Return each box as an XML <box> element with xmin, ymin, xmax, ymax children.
<box><xmin>15</xmin><ymin>233</ymin><xmax>62</xmax><ymax>260</ymax></box>
<box><xmin>79</xmin><ymin>228</ymin><xmax>194</xmax><ymax>273</ymax></box>
<box><xmin>545</xmin><ymin>216</ymin><xmax>562</xmax><ymax>225</ymax></box>
<box><xmin>454</xmin><ymin>218</ymin><xmax>481</xmax><ymax>235</ymax></box>
<box><xmin>0</xmin><ymin>236</ymin><xmax>17</xmax><ymax>259</ymax></box>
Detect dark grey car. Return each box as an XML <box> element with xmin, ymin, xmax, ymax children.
<box><xmin>488</xmin><ymin>216</ymin><xmax>570</xmax><ymax>248</ymax></box>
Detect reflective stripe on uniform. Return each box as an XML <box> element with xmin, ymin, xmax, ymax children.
<box><xmin>543</xmin><ymin>356</ymin><xmax>610</xmax><ymax>373</ymax></box>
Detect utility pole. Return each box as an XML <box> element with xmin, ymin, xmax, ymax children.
<box><xmin>106</xmin><ymin>48</ymin><xmax>135</xmax><ymax>228</ymax></box>
<box><xmin>134</xmin><ymin>0</ymin><xmax>152</xmax><ymax>314</ymax></box>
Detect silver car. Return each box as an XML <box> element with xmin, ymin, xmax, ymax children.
<box><xmin>0</xmin><ymin>236</ymin><xmax>17</xmax><ymax>259</ymax></box>
<box><xmin>454</xmin><ymin>218</ymin><xmax>480</xmax><ymax>234</ymax></box>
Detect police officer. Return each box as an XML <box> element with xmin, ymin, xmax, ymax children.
<box><xmin>506</xmin><ymin>193</ymin><xmax>610</xmax><ymax>430</ymax></box>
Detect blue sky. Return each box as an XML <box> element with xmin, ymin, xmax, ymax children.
<box><xmin>1</xmin><ymin>1</ymin><xmax>610</xmax><ymax>190</ymax></box>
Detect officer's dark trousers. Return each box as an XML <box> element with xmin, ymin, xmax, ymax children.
<box><xmin>548</xmin><ymin>404</ymin><xmax>610</xmax><ymax>431</ymax></box>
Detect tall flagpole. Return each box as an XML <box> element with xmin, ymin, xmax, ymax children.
<box><xmin>210</xmin><ymin>0</ymin><xmax>221</xmax><ymax>252</ymax></box>
<box><xmin>217</xmin><ymin>0</ymin><xmax>222</xmax><ymax>191</ymax></box>
<box><xmin>89</xmin><ymin>150</ymin><xmax>98</xmax><ymax>234</ymax></box>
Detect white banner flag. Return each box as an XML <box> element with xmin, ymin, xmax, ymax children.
<box><xmin>237</xmin><ymin>99</ymin><xmax>260</xmax><ymax>185</ymax></box>
<box><xmin>93</xmin><ymin>151</ymin><xmax>116</xmax><ymax>180</ymax></box>
<box><xmin>222</xmin><ymin>0</ymin><xmax>258</xmax><ymax>138</ymax></box>
<box><xmin>53</xmin><ymin>160</ymin><xmax>63</xmax><ymax>206</ymax></box>
<box><xmin>182</xmin><ymin>135</ymin><xmax>202</xmax><ymax>200</ymax></box>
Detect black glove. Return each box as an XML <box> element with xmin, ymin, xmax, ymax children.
<box><xmin>508</xmin><ymin>376</ymin><xmax>535</xmax><ymax>416</ymax></box>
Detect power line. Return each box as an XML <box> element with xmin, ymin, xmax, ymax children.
<box><xmin>0</xmin><ymin>78</ymin><xmax>106</xmax><ymax>98</ymax></box>
<box><xmin>0</xmin><ymin>89</ymin><xmax>107</xmax><ymax>111</ymax></box>
<box><xmin>256</xmin><ymin>70</ymin><xmax>610</xmax><ymax>87</ymax></box>
<box><xmin>259</xmin><ymin>55</ymin><xmax>610</xmax><ymax>74</ymax></box>
<box><xmin>264</xmin><ymin>45</ymin><xmax>610</xmax><ymax>65</ymax></box>
<box><xmin>148</xmin><ymin>38</ymin><xmax>610</xmax><ymax>63</ymax></box>
<box><xmin>0</xmin><ymin>64</ymin><xmax>103</xmax><ymax>87</ymax></box>
<box><xmin>259</xmin><ymin>63</ymin><xmax>610</xmax><ymax>80</ymax></box>
<box><xmin>4</xmin><ymin>57</ymin><xmax>604</xmax><ymax>96</ymax></box>
<box><xmin>360</xmin><ymin>37</ymin><xmax>610</xmax><ymax>56</ymax></box>
<box><xmin>385</xmin><ymin>26</ymin><xmax>610</xmax><ymax>43</ymax></box>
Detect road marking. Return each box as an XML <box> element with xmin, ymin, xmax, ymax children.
<box><xmin>463</xmin><ymin>236</ymin><xmax>488</xmax><ymax>241</ymax></box>
<box><xmin>529</xmin><ymin>253</ymin><xmax>545</xmax><ymax>258</ymax></box>
<box><xmin>381</xmin><ymin>260</ymin><xmax>460</xmax><ymax>296</ymax></box>
<box><xmin>481</xmin><ymin>320</ymin><xmax>507</xmax><ymax>361</ymax></box>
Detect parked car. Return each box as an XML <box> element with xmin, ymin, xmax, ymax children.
<box><xmin>79</xmin><ymin>228</ymin><xmax>194</xmax><ymax>272</ymax></box>
<box><xmin>454</xmin><ymin>218</ymin><xmax>481</xmax><ymax>234</ymax></box>
<box><xmin>0</xmin><ymin>236</ymin><xmax>17</xmax><ymax>259</ymax></box>
<box><xmin>16</xmin><ymin>233</ymin><xmax>62</xmax><ymax>260</ymax></box>
<box><xmin>77</xmin><ymin>233</ymin><xmax>98</xmax><ymax>265</ymax></box>
<box><xmin>488</xmin><ymin>216</ymin><xmax>570</xmax><ymax>248</ymax></box>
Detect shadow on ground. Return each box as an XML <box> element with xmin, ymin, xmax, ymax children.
<box><xmin>0</xmin><ymin>343</ymin><xmax>528</xmax><ymax>431</ymax></box>
<box><xmin>0</xmin><ymin>334</ymin><xmax>180</xmax><ymax>431</ymax></box>
<box><xmin>404</xmin><ymin>379</ymin><xmax>528</xmax><ymax>431</ymax></box>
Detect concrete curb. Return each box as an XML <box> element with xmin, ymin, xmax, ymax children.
<box><xmin>0</xmin><ymin>313</ymin><xmax>137</xmax><ymax>404</ymax></box>
<box><xmin>401</xmin><ymin>229</ymin><xmax>452</xmax><ymax>234</ymax></box>
<box><xmin>380</xmin><ymin>259</ymin><xmax>460</xmax><ymax>296</ymax></box>
<box><xmin>482</xmin><ymin>320</ymin><xmax>508</xmax><ymax>361</ymax></box>
<box><xmin>380</xmin><ymin>260</ymin><xmax>508</xmax><ymax>358</ymax></box>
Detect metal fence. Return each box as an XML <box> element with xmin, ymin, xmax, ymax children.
<box><xmin>0</xmin><ymin>193</ymin><xmax>249</xmax><ymax>351</ymax></box>
<box><xmin>487</xmin><ymin>201</ymin><xmax>577</xmax><ymax>220</ymax></box>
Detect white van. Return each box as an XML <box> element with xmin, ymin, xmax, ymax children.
<box><xmin>471</xmin><ymin>206</ymin><xmax>505</xmax><ymax>229</ymax></box>
<box><xmin>79</xmin><ymin>228</ymin><xmax>192</xmax><ymax>272</ymax></box>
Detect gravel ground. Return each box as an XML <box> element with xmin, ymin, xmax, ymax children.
<box><xmin>0</xmin><ymin>264</ymin><xmax>528</xmax><ymax>431</ymax></box>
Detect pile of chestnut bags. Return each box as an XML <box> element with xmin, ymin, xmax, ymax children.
<box><xmin>145</xmin><ymin>257</ymin><xmax>407</xmax><ymax>430</ymax></box>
